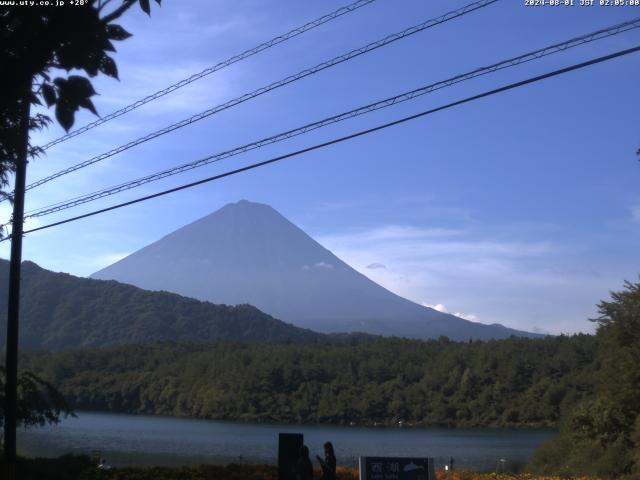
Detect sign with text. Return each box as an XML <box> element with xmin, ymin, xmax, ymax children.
<box><xmin>359</xmin><ymin>457</ymin><xmax>435</xmax><ymax>480</ymax></box>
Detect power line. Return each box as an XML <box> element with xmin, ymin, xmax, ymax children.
<box><xmin>9</xmin><ymin>44</ymin><xmax>639</xmax><ymax>240</ymax></box>
<box><xmin>23</xmin><ymin>17</ymin><xmax>640</xmax><ymax>220</ymax></box>
<box><xmin>24</xmin><ymin>0</ymin><xmax>498</xmax><ymax>192</ymax></box>
<box><xmin>38</xmin><ymin>0</ymin><xmax>379</xmax><ymax>151</ymax></box>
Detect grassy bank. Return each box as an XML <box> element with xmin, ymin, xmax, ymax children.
<box><xmin>0</xmin><ymin>455</ymin><xmax>598</xmax><ymax>480</ymax></box>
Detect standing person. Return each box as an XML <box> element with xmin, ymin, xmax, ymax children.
<box><xmin>297</xmin><ymin>445</ymin><xmax>314</xmax><ymax>480</ymax></box>
<box><xmin>316</xmin><ymin>441</ymin><xmax>337</xmax><ymax>480</ymax></box>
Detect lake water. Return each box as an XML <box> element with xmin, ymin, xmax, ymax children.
<box><xmin>17</xmin><ymin>411</ymin><xmax>555</xmax><ymax>472</ymax></box>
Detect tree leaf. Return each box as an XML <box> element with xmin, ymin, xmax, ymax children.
<box><xmin>106</xmin><ymin>24</ymin><xmax>132</xmax><ymax>41</ymax></box>
<box><xmin>103</xmin><ymin>39</ymin><xmax>116</xmax><ymax>53</ymax></box>
<box><xmin>79</xmin><ymin>98</ymin><xmax>99</xmax><ymax>117</ymax></box>
<box><xmin>84</xmin><ymin>52</ymin><xmax>101</xmax><ymax>77</ymax></box>
<box><xmin>55</xmin><ymin>102</ymin><xmax>75</xmax><ymax>132</ymax></box>
<box><xmin>42</xmin><ymin>84</ymin><xmax>57</xmax><ymax>107</ymax></box>
<box><xmin>52</xmin><ymin>75</ymin><xmax>98</xmax><ymax>129</ymax></box>
<box><xmin>98</xmin><ymin>55</ymin><xmax>118</xmax><ymax>79</ymax></box>
<box><xmin>65</xmin><ymin>76</ymin><xmax>97</xmax><ymax>98</ymax></box>
<box><xmin>139</xmin><ymin>0</ymin><xmax>151</xmax><ymax>15</ymax></box>
<box><xmin>30</xmin><ymin>92</ymin><xmax>42</xmax><ymax>106</ymax></box>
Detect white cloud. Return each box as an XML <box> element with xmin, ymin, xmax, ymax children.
<box><xmin>422</xmin><ymin>302</ymin><xmax>478</xmax><ymax>322</ymax></box>
<box><xmin>314</xmin><ymin>261</ymin><xmax>334</xmax><ymax>269</ymax></box>
<box><xmin>318</xmin><ymin>225</ymin><xmax>556</xmax><ymax>287</ymax></box>
<box><xmin>340</xmin><ymin>225</ymin><xmax>465</xmax><ymax>243</ymax></box>
<box><xmin>315</xmin><ymin>222</ymin><xmax>608</xmax><ymax>334</ymax></box>
<box><xmin>423</xmin><ymin>302</ymin><xmax>448</xmax><ymax>313</ymax></box>
<box><xmin>455</xmin><ymin>312</ymin><xmax>478</xmax><ymax>321</ymax></box>
<box><xmin>302</xmin><ymin>262</ymin><xmax>335</xmax><ymax>270</ymax></box>
<box><xmin>94</xmin><ymin>62</ymin><xmax>239</xmax><ymax>116</ymax></box>
<box><xmin>366</xmin><ymin>262</ymin><xmax>386</xmax><ymax>270</ymax></box>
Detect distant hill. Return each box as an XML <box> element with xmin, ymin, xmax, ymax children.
<box><xmin>0</xmin><ymin>259</ymin><xmax>325</xmax><ymax>350</ymax></box>
<box><xmin>93</xmin><ymin>200</ymin><xmax>541</xmax><ymax>341</ymax></box>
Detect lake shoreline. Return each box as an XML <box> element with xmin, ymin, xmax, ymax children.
<box><xmin>17</xmin><ymin>411</ymin><xmax>556</xmax><ymax>471</ymax></box>
<box><xmin>67</xmin><ymin>408</ymin><xmax>561</xmax><ymax>431</ymax></box>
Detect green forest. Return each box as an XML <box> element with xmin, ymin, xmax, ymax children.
<box><xmin>529</xmin><ymin>280</ymin><xmax>640</xmax><ymax>478</ymax></box>
<box><xmin>21</xmin><ymin>334</ymin><xmax>596</xmax><ymax>429</ymax></box>
<box><xmin>3</xmin><ymin>261</ymin><xmax>638</xmax><ymax>478</ymax></box>
<box><xmin>9</xmin><ymin>279</ymin><xmax>640</xmax><ymax>478</ymax></box>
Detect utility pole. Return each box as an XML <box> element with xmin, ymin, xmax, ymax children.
<box><xmin>3</xmin><ymin>81</ymin><xmax>31</xmax><ymax>480</ymax></box>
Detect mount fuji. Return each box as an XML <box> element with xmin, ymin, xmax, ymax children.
<box><xmin>92</xmin><ymin>200</ymin><xmax>540</xmax><ymax>341</ymax></box>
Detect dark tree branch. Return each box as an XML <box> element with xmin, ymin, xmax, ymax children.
<box><xmin>100</xmin><ymin>0</ymin><xmax>136</xmax><ymax>24</ymax></box>
<box><xmin>97</xmin><ymin>0</ymin><xmax>115</xmax><ymax>13</ymax></box>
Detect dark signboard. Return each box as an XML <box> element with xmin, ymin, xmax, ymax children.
<box><xmin>359</xmin><ymin>457</ymin><xmax>435</xmax><ymax>480</ymax></box>
<box><xmin>278</xmin><ymin>433</ymin><xmax>304</xmax><ymax>480</ymax></box>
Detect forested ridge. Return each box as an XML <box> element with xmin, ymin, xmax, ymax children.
<box><xmin>21</xmin><ymin>334</ymin><xmax>596</xmax><ymax>429</ymax></box>
<box><xmin>0</xmin><ymin>260</ymin><xmax>326</xmax><ymax>348</ymax></box>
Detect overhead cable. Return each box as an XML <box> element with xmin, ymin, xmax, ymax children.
<box><xmin>24</xmin><ymin>0</ymin><xmax>498</xmax><ymax>192</ymax></box>
<box><xmin>39</xmin><ymin>0</ymin><xmax>379</xmax><ymax>151</ymax></box>
<box><xmin>7</xmin><ymin>44</ymin><xmax>638</xmax><ymax>239</ymax></box>
<box><xmin>23</xmin><ymin>17</ymin><xmax>640</xmax><ymax>219</ymax></box>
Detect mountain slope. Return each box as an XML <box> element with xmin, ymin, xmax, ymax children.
<box><xmin>92</xmin><ymin>200</ymin><xmax>539</xmax><ymax>341</ymax></box>
<box><xmin>0</xmin><ymin>259</ymin><xmax>324</xmax><ymax>350</ymax></box>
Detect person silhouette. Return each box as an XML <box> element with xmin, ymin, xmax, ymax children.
<box><xmin>297</xmin><ymin>444</ymin><xmax>314</xmax><ymax>480</ymax></box>
<box><xmin>316</xmin><ymin>441</ymin><xmax>336</xmax><ymax>480</ymax></box>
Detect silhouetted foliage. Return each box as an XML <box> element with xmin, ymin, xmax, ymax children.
<box><xmin>529</xmin><ymin>279</ymin><xmax>640</xmax><ymax>479</ymax></box>
<box><xmin>0</xmin><ymin>0</ymin><xmax>160</xmax><ymax>198</ymax></box>
<box><xmin>0</xmin><ymin>366</ymin><xmax>73</xmax><ymax>429</ymax></box>
<box><xmin>21</xmin><ymin>334</ymin><xmax>597</xmax><ymax>428</ymax></box>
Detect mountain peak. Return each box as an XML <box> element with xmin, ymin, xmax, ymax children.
<box><xmin>232</xmin><ymin>199</ymin><xmax>264</xmax><ymax>207</ymax></box>
<box><xmin>219</xmin><ymin>199</ymin><xmax>274</xmax><ymax>212</ymax></box>
<box><xmin>183</xmin><ymin>200</ymin><xmax>291</xmax><ymax>234</ymax></box>
<box><xmin>188</xmin><ymin>200</ymin><xmax>277</xmax><ymax>225</ymax></box>
<box><xmin>92</xmin><ymin>201</ymin><xmax>540</xmax><ymax>341</ymax></box>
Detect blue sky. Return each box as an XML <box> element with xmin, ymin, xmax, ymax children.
<box><xmin>2</xmin><ymin>0</ymin><xmax>639</xmax><ymax>334</ymax></box>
